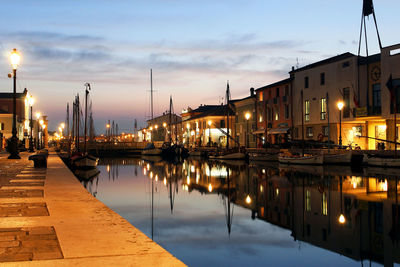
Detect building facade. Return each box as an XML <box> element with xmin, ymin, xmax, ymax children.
<box><xmin>255</xmin><ymin>78</ymin><xmax>293</xmax><ymax>145</ymax></box>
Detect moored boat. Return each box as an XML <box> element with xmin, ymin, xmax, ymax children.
<box><xmin>209</xmin><ymin>152</ymin><xmax>246</xmax><ymax>160</ymax></box>
<box><xmin>323</xmin><ymin>150</ymin><xmax>353</xmax><ymax>164</ymax></box>
<box><xmin>278</xmin><ymin>153</ymin><xmax>323</xmax><ymax>165</ymax></box>
<box><xmin>248</xmin><ymin>152</ymin><xmax>279</xmax><ymax>162</ymax></box>
<box><xmin>141</xmin><ymin>143</ymin><xmax>162</xmax><ymax>156</ymax></box>
<box><xmin>72</xmin><ymin>154</ymin><xmax>99</xmax><ymax>169</ymax></box>
<box><xmin>363</xmin><ymin>154</ymin><xmax>400</xmax><ymax>167</ymax></box>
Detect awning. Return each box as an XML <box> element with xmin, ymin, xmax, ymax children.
<box><xmin>252</xmin><ymin>130</ymin><xmax>265</xmax><ymax>134</ymax></box>
<box><xmin>268</xmin><ymin>127</ymin><xmax>290</xmax><ymax>134</ymax></box>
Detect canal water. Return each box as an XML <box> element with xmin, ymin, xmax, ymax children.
<box><xmin>79</xmin><ymin>157</ymin><xmax>400</xmax><ymax>267</ymax></box>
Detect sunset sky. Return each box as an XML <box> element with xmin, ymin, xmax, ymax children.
<box><xmin>0</xmin><ymin>0</ymin><xmax>399</xmax><ymax>132</ymax></box>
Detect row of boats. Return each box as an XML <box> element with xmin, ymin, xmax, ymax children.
<box><xmin>185</xmin><ymin>148</ymin><xmax>400</xmax><ymax>168</ymax></box>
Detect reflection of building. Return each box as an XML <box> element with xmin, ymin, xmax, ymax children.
<box><xmin>255</xmin><ymin>166</ymin><xmax>400</xmax><ymax>265</ymax></box>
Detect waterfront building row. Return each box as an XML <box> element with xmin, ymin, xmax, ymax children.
<box><xmin>138</xmin><ymin>43</ymin><xmax>400</xmax><ymax>150</ymax></box>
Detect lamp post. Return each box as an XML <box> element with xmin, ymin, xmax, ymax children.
<box><xmin>28</xmin><ymin>96</ymin><xmax>35</xmax><ymax>152</ymax></box>
<box><xmin>337</xmin><ymin>101</ymin><xmax>344</xmax><ymax>148</ymax></box>
<box><xmin>36</xmin><ymin>112</ymin><xmax>41</xmax><ymax>150</ymax></box>
<box><xmin>245</xmin><ymin>112</ymin><xmax>251</xmax><ymax>148</ymax></box>
<box><xmin>208</xmin><ymin>120</ymin><xmax>212</xmax><ymax>146</ymax></box>
<box><xmin>39</xmin><ymin>119</ymin><xmax>44</xmax><ymax>149</ymax></box>
<box><xmin>186</xmin><ymin>123</ymin><xmax>190</xmax><ymax>147</ymax></box>
<box><xmin>8</xmin><ymin>49</ymin><xmax>21</xmax><ymax>159</ymax></box>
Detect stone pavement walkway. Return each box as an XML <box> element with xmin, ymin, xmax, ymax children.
<box><xmin>0</xmin><ymin>152</ymin><xmax>185</xmax><ymax>266</ymax></box>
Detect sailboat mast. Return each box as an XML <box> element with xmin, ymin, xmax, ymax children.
<box><xmin>66</xmin><ymin>103</ymin><xmax>70</xmax><ymax>154</ymax></box>
<box><xmin>226</xmin><ymin>81</ymin><xmax>230</xmax><ymax>150</ymax></box>
<box><xmin>169</xmin><ymin>96</ymin><xmax>172</xmax><ymax>143</ymax></box>
<box><xmin>151</xmin><ymin>69</ymin><xmax>153</xmax><ymax>120</ymax></box>
<box><xmin>77</xmin><ymin>94</ymin><xmax>80</xmax><ymax>152</ymax></box>
<box><xmin>84</xmin><ymin>83</ymin><xmax>89</xmax><ymax>154</ymax></box>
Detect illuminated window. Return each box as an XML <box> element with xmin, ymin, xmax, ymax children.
<box><xmin>259</xmin><ymin>92</ymin><xmax>263</xmax><ymax>101</ymax></box>
<box><xmin>274</xmin><ymin>107</ymin><xmax>279</xmax><ymax>121</ymax></box>
<box><xmin>322</xmin><ymin>192</ymin><xmax>328</xmax><ymax>216</ymax></box>
<box><xmin>306</xmin><ymin>190</ymin><xmax>311</xmax><ymax>211</ymax></box>
<box><xmin>320</xmin><ymin>98</ymin><xmax>326</xmax><ymax>120</ymax></box>
<box><xmin>305</xmin><ymin>100</ymin><xmax>310</xmax><ymax>121</ymax></box>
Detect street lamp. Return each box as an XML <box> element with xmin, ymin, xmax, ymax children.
<box><xmin>207</xmin><ymin>120</ymin><xmax>212</xmax><ymax>146</ymax></box>
<box><xmin>245</xmin><ymin>112</ymin><xmax>251</xmax><ymax>148</ymax></box>
<box><xmin>8</xmin><ymin>49</ymin><xmax>21</xmax><ymax>159</ymax></box>
<box><xmin>337</xmin><ymin>101</ymin><xmax>344</xmax><ymax>148</ymax></box>
<box><xmin>28</xmin><ymin>96</ymin><xmax>35</xmax><ymax>152</ymax></box>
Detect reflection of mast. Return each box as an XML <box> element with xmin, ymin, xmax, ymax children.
<box><xmin>223</xmin><ymin>167</ymin><xmax>234</xmax><ymax>236</ymax></box>
<box><xmin>151</xmin><ymin>167</ymin><xmax>154</xmax><ymax>240</ymax></box>
<box><xmin>168</xmin><ymin>163</ymin><xmax>175</xmax><ymax>214</ymax></box>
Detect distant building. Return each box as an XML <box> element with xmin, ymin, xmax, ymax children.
<box><xmin>231</xmin><ymin>88</ymin><xmax>257</xmax><ymax>148</ymax></box>
<box><xmin>0</xmin><ymin>88</ymin><xmax>38</xmax><ymax>149</ymax></box>
<box><xmin>180</xmin><ymin>104</ymin><xmax>236</xmax><ymax>148</ymax></box>
<box><xmin>255</xmin><ymin>78</ymin><xmax>293</xmax><ymax>145</ymax></box>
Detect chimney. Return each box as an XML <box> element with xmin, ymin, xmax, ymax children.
<box><xmin>250</xmin><ymin>87</ymin><xmax>255</xmax><ymax>96</ymax></box>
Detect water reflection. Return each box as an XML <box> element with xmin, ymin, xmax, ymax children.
<box><xmin>94</xmin><ymin>157</ymin><xmax>400</xmax><ymax>266</ymax></box>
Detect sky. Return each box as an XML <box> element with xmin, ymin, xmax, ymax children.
<box><xmin>0</xmin><ymin>0</ymin><xmax>399</xmax><ymax>132</ymax></box>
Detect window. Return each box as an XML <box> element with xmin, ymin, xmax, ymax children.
<box><xmin>305</xmin><ymin>100</ymin><xmax>310</xmax><ymax>121</ymax></box>
<box><xmin>259</xmin><ymin>92</ymin><xmax>263</xmax><ymax>101</ymax></box>
<box><xmin>267</xmin><ymin>107</ymin><xmax>272</xmax><ymax>121</ymax></box>
<box><xmin>306</xmin><ymin>127</ymin><xmax>313</xmax><ymax>138</ymax></box>
<box><xmin>320</xmin><ymin>98</ymin><xmax>327</xmax><ymax>120</ymax></box>
<box><xmin>268</xmin><ymin>90</ymin><xmax>272</xmax><ymax>99</ymax></box>
<box><xmin>220</xmin><ymin>120</ymin><xmax>225</xmax><ymax>128</ymax></box>
<box><xmin>285</xmin><ymin>85</ymin><xmax>289</xmax><ymax>96</ymax></box>
<box><xmin>372</xmin><ymin>84</ymin><xmax>381</xmax><ymax>115</ymax></box>
<box><xmin>306</xmin><ymin>190</ymin><xmax>311</xmax><ymax>211</ymax></box>
<box><xmin>0</xmin><ymin>122</ymin><xmax>4</xmax><ymax>130</ymax></box>
<box><xmin>322</xmin><ymin>192</ymin><xmax>328</xmax><ymax>216</ymax></box>
<box><xmin>320</xmin><ymin>73</ymin><xmax>325</xmax><ymax>85</ymax></box>
<box><xmin>342</xmin><ymin>61</ymin><xmax>350</xmax><ymax>68</ymax></box>
<box><xmin>343</xmin><ymin>88</ymin><xmax>350</xmax><ymax>118</ymax></box>
<box><xmin>305</xmin><ymin>76</ymin><xmax>309</xmax><ymax>88</ymax></box>
<box><xmin>284</xmin><ymin>104</ymin><xmax>289</xmax><ymax>119</ymax></box>
<box><xmin>390</xmin><ymin>79</ymin><xmax>400</xmax><ymax>114</ymax></box>
<box><xmin>276</xmin><ymin>87</ymin><xmax>280</xmax><ymax>97</ymax></box>
<box><xmin>322</xmin><ymin>126</ymin><xmax>329</xmax><ymax>137</ymax></box>
<box><xmin>274</xmin><ymin>107</ymin><xmax>279</xmax><ymax>121</ymax></box>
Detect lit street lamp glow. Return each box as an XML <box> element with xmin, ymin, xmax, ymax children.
<box><xmin>337</xmin><ymin>101</ymin><xmax>344</xmax><ymax>111</ymax></box>
<box><xmin>245</xmin><ymin>195</ymin><xmax>252</xmax><ymax>204</ymax></box>
<box><xmin>338</xmin><ymin>214</ymin><xmax>346</xmax><ymax>224</ymax></box>
<box><xmin>10</xmin><ymin>49</ymin><xmax>21</xmax><ymax>70</ymax></box>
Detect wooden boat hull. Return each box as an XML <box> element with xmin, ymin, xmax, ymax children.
<box><xmin>364</xmin><ymin>154</ymin><xmax>400</xmax><ymax>167</ymax></box>
<box><xmin>141</xmin><ymin>148</ymin><xmax>162</xmax><ymax>156</ymax></box>
<box><xmin>278</xmin><ymin>154</ymin><xmax>323</xmax><ymax>165</ymax></box>
<box><xmin>323</xmin><ymin>151</ymin><xmax>352</xmax><ymax>164</ymax></box>
<box><xmin>249</xmin><ymin>153</ymin><xmax>278</xmax><ymax>162</ymax></box>
<box><xmin>209</xmin><ymin>152</ymin><xmax>246</xmax><ymax>160</ymax></box>
<box><xmin>73</xmin><ymin>155</ymin><xmax>99</xmax><ymax>169</ymax></box>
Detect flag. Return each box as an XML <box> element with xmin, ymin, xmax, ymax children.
<box><xmin>363</xmin><ymin>0</ymin><xmax>374</xmax><ymax>16</ymax></box>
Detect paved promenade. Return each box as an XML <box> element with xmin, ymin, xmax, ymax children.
<box><xmin>0</xmin><ymin>151</ymin><xmax>185</xmax><ymax>266</ymax></box>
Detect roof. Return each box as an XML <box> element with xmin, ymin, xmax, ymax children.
<box><xmin>290</xmin><ymin>52</ymin><xmax>355</xmax><ymax>73</ymax></box>
<box><xmin>0</xmin><ymin>92</ymin><xmax>27</xmax><ymax>99</ymax></box>
<box><xmin>358</xmin><ymin>53</ymin><xmax>380</xmax><ymax>65</ymax></box>
<box><xmin>255</xmin><ymin>77</ymin><xmax>293</xmax><ymax>91</ymax></box>
<box><xmin>185</xmin><ymin>104</ymin><xmax>234</xmax><ymax>121</ymax></box>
